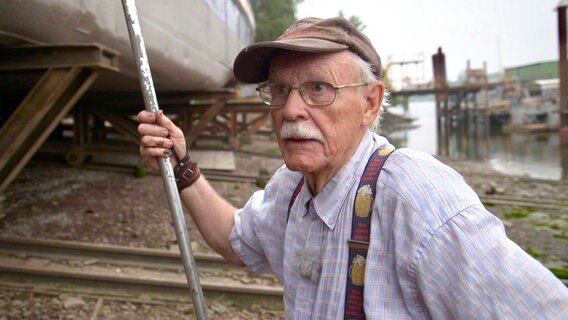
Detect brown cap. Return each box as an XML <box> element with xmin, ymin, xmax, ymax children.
<box><xmin>233</xmin><ymin>17</ymin><xmax>382</xmax><ymax>84</ymax></box>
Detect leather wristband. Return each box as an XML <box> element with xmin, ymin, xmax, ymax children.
<box><xmin>173</xmin><ymin>148</ymin><xmax>201</xmax><ymax>192</ymax></box>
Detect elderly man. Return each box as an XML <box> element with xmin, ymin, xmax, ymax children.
<box><xmin>138</xmin><ymin>17</ymin><xmax>567</xmax><ymax>319</ymax></box>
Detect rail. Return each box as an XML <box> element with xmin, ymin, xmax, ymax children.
<box><xmin>0</xmin><ymin>236</ymin><xmax>284</xmax><ymax>309</ymax></box>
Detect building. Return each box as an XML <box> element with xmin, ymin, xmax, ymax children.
<box><xmin>505</xmin><ymin>60</ymin><xmax>559</xmax><ymax>83</ymax></box>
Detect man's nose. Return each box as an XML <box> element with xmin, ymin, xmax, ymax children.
<box><xmin>280</xmin><ymin>88</ymin><xmax>309</xmax><ymax>120</ymax></box>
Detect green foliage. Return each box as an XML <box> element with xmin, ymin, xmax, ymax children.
<box><xmin>255</xmin><ymin>177</ymin><xmax>269</xmax><ymax>189</ymax></box>
<box><xmin>145</xmin><ymin>241</ymin><xmax>163</xmax><ymax>249</ymax></box>
<box><xmin>133</xmin><ymin>164</ymin><xmax>148</xmax><ymax>178</ymax></box>
<box><xmin>550</xmin><ymin>267</ymin><xmax>568</xmax><ymax>279</ymax></box>
<box><xmin>251</xmin><ymin>0</ymin><xmax>299</xmax><ymax>42</ymax></box>
<box><xmin>554</xmin><ymin>234</ymin><xmax>568</xmax><ymax>240</ymax></box>
<box><xmin>250</xmin><ymin>2</ymin><xmax>368</xmax><ymax>45</ymax></box>
<box><xmin>503</xmin><ymin>207</ymin><xmax>537</xmax><ymax>220</ymax></box>
<box><xmin>524</xmin><ymin>246</ymin><xmax>544</xmax><ymax>259</ymax></box>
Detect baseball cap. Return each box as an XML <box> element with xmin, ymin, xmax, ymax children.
<box><xmin>233</xmin><ymin>17</ymin><xmax>382</xmax><ymax>84</ymax></box>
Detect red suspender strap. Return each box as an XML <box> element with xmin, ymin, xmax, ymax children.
<box><xmin>287</xmin><ymin>178</ymin><xmax>305</xmax><ymax>223</ymax></box>
<box><xmin>344</xmin><ymin>148</ymin><xmax>394</xmax><ymax>320</ymax></box>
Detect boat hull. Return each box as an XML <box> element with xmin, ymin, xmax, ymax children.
<box><xmin>0</xmin><ymin>0</ymin><xmax>255</xmax><ymax>91</ymax></box>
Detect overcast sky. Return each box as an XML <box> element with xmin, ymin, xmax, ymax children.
<box><xmin>297</xmin><ymin>0</ymin><xmax>561</xmax><ymax>85</ymax></box>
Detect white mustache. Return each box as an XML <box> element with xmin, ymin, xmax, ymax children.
<box><xmin>280</xmin><ymin>121</ymin><xmax>324</xmax><ymax>142</ymax></box>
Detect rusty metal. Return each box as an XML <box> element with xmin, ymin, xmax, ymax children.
<box><xmin>120</xmin><ymin>1</ymin><xmax>208</xmax><ymax>319</ymax></box>
<box><xmin>432</xmin><ymin>48</ymin><xmax>448</xmax><ymax>95</ymax></box>
<box><xmin>432</xmin><ymin>47</ymin><xmax>449</xmax><ymax>156</ymax></box>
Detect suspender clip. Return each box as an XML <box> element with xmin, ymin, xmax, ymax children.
<box><xmin>348</xmin><ymin>239</ymin><xmax>369</xmax><ymax>250</ymax></box>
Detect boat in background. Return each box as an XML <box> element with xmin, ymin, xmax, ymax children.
<box><xmin>504</xmin><ymin>78</ymin><xmax>561</xmax><ymax>133</ymax></box>
<box><xmin>0</xmin><ymin>0</ymin><xmax>255</xmax><ymax>92</ymax></box>
<box><xmin>0</xmin><ymin>0</ymin><xmax>257</xmax><ymax>192</ymax></box>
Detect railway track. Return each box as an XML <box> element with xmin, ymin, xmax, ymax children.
<box><xmin>0</xmin><ymin>235</ymin><xmax>565</xmax><ymax>309</ymax></box>
<box><xmin>0</xmin><ymin>236</ymin><xmax>283</xmax><ymax>309</ymax></box>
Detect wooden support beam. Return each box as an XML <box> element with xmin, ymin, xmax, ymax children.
<box><xmin>185</xmin><ymin>99</ymin><xmax>226</xmax><ymax>147</ymax></box>
<box><xmin>211</xmin><ymin>118</ymin><xmax>230</xmax><ymax>133</ymax></box>
<box><xmin>229</xmin><ymin>110</ymin><xmax>239</xmax><ymax>149</ymax></box>
<box><xmin>0</xmin><ymin>67</ymin><xmax>98</xmax><ymax>191</ymax></box>
<box><xmin>244</xmin><ymin>113</ymin><xmax>271</xmax><ymax>138</ymax></box>
<box><xmin>91</xmin><ymin>110</ymin><xmax>140</xmax><ymax>145</ymax></box>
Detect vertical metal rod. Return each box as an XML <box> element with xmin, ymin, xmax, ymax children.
<box><xmin>120</xmin><ymin>1</ymin><xmax>208</xmax><ymax>319</ymax></box>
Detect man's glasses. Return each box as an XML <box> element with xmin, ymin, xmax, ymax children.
<box><xmin>256</xmin><ymin>81</ymin><xmax>371</xmax><ymax>107</ymax></box>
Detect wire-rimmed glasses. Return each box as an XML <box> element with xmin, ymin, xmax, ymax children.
<box><xmin>256</xmin><ymin>81</ymin><xmax>371</xmax><ymax>107</ymax></box>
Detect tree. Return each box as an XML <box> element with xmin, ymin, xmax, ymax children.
<box><xmin>251</xmin><ymin>0</ymin><xmax>301</xmax><ymax>42</ymax></box>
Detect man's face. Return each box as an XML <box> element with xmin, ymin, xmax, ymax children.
<box><xmin>268</xmin><ymin>51</ymin><xmax>378</xmax><ymax>178</ymax></box>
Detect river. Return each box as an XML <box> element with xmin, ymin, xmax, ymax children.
<box><xmin>384</xmin><ymin>97</ymin><xmax>568</xmax><ymax>181</ymax></box>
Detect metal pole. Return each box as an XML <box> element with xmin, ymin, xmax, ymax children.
<box><xmin>120</xmin><ymin>1</ymin><xmax>208</xmax><ymax>319</ymax></box>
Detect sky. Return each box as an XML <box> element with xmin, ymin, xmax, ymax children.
<box><xmin>297</xmin><ymin>0</ymin><xmax>561</xmax><ymax>87</ymax></box>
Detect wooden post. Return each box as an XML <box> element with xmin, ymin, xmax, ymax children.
<box><xmin>557</xmin><ymin>2</ymin><xmax>568</xmax><ymax>180</ymax></box>
<box><xmin>432</xmin><ymin>47</ymin><xmax>449</xmax><ymax>156</ymax></box>
<box><xmin>558</xmin><ymin>2</ymin><xmax>568</xmax><ymax>144</ymax></box>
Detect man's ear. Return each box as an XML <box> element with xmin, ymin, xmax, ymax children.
<box><xmin>361</xmin><ymin>81</ymin><xmax>384</xmax><ymax>127</ymax></box>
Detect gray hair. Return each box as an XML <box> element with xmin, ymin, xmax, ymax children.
<box><xmin>353</xmin><ymin>54</ymin><xmax>390</xmax><ymax>132</ymax></box>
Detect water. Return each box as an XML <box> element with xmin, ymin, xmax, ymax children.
<box><xmin>384</xmin><ymin>97</ymin><xmax>568</xmax><ymax>181</ymax></box>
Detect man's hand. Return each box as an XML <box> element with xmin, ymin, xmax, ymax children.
<box><xmin>137</xmin><ymin>110</ymin><xmax>187</xmax><ymax>171</ymax></box>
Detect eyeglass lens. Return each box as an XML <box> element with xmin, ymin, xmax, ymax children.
<box><xmin>259</xmin><ymin>81</ymin><xmax>336</xmax><ymax>106</ymax></box>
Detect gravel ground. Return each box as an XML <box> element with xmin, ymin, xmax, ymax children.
<box><xmin>0</xmin><ymin>136</ymin><xmax>567</xmax><ymax>318</ymax></box>
<box><xmin>0</xmin><ymin>290</ymin><xmax>284</xmax><ymax>320</ymax></box>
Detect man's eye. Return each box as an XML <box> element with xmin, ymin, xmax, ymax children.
<box><xmin>307</xmin><ymin>81</ymin><xmax>331</xmax><ymax>93</ymax></box>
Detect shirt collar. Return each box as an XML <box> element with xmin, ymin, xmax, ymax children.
<box><xmin>297</xmin><ymin>131</ymin><xmax>390</xmax><ymax>230</ymax></box>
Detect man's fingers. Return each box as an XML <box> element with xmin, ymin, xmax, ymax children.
<box><xmin>137</xmin><ymin>110</ymin><xmax>187</xmax><ymax>161</ymax></box>
<box><xmin>140</xmin><ymin>135</ymin><xmax>174</xmax><ymax>149</ymax></box>
<box><xmin>137</xmin><ymin>110</ymin><xmax>178</xmax><ymax>134</ymax></box>
<box><xmin>141</xmin><ymin>145</ymin><xmax>173</xmax><ymax>159</ymax></box>
<box><xmin>138</xmin><ymin>123</ymin><xmax>169</xmax><ymax>138</ymax></box>
<box><xmin>155</xmin><ymin>110</ymin><xmax>179</xmax><ymax>132</ymax></box>
<box><xmin>155</xmin><ymin>111</ymin><xmax>186</xmax><ymax>157</ymax></box>
<box><xmin>137</xmin><ymin>110</ymin><xmax>156</xmax><ymax>123</ymax></box>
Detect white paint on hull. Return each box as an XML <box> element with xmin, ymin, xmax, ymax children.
<box><xmin>0</xmin><ymin>0</ymin><xmax>255</xmax><ymax>91</ymax></box>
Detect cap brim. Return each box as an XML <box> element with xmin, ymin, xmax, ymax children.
<box><xmin>233</xmin><ymin>38</ymin><xmax>348</xmax><ymax>84</ymax></box>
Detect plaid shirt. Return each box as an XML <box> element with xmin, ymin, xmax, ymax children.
<box><xmin>230</xmin><ymin>131</ymin><xmax>568</xmax><ymax>319</ymax></box>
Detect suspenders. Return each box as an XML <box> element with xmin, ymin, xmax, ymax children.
<box><xmin>344</xmin><ymin>148</ymin><xmax>393</xmax><ymax>319</ymax></box>
<box><xmin>287</xmin><ymin>148</ymin><xmax>394</xmax><ymax>319</ymax></box>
